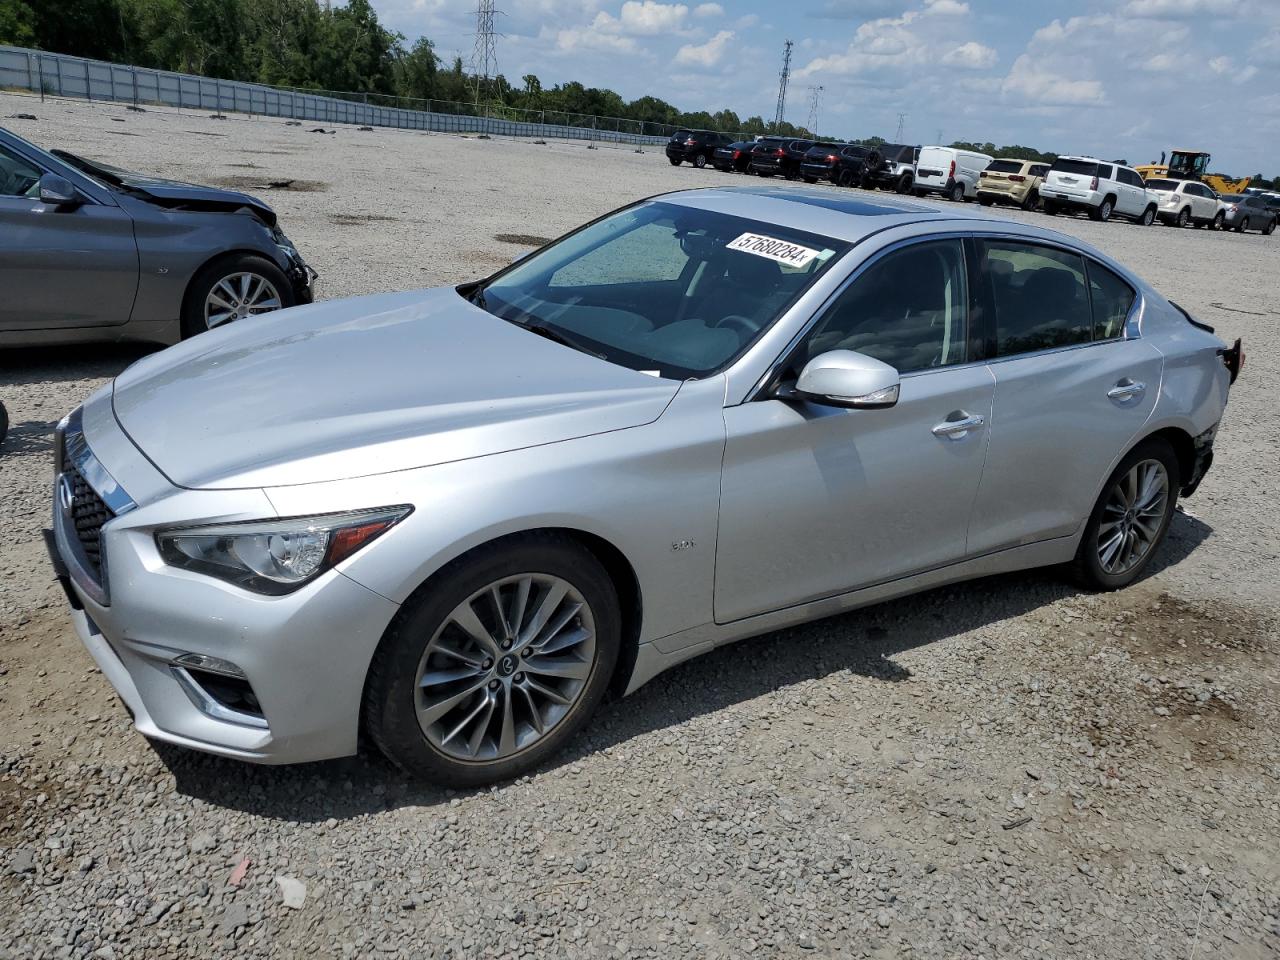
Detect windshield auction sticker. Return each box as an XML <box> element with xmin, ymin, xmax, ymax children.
<box><xmin>726</xmin><ymin>233</ymin><xmax>821</xmax><ymax>268</ymax></box>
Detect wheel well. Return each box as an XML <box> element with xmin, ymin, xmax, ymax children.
<box><xmin>1104</xmin><ymin>193</ymin><xmax>1117</xmax><ymax>205</ymax></box>
<box><xmin>1142</xmin><ymin>427</ymin><xmax>1195</xmax><ymax>486</ymax></box>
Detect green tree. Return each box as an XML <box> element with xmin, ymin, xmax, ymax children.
<box><xmin>394</xmin><ymin>35</ymin><xmax>437</xmax><ymax>101</ymax></box>
<box><xmin>0</xmin><ymin>0</ymin><xmax>37</xmax><ymax>47</ymax></box>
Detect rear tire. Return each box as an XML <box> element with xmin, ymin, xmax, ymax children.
<box><xmin>363</xmin><ymin>535</ymin><xmax>621</xmax><ymax>786</ymax></box>
<box><xmin>1042</xmin><ymin>200</ymin><xmax>1059</xmax><ymax>216</ymax></box>
<box><xmin>1236</xmin><ymin>217</ymin><xmax>1249</xmax><ymax>233</ymax></box>
<box><xmin>180</xmin><ymin>254</ymin><xmax>295</xmax><ymax>340</ymax></box>
<box><xmin>1264</xmin><ymin>218</ymin><xmax>1276</xmax><ymax>236</ymax></box>
<box><xmin>693</xmin><ymin>153</ymin><xmax>707</xmax><ymax>169</ymax></box>
<box><xmin>1090</xmin><ymin>197</ymin><xmax>1114</xmax><ymax>222</ymax></box>
<box><xmin>1021</xmin><ymin>190</ymin><xmax>1039</xmax><ymax>211</ymax></box>
<box><xmin>668</xmin><ymin>157</ymin><xmax>681</xmax><ymax>166</ymax></box>
<box><xmin>978</xmin><ymin>194</ymin><xmax>994</xmax><ymax>207</ymax></box>
<box><xmin>1070</xmin><ymin>438</ymin><xmax>1180</xmax><ymax>592</ymax></box>
<box><xmin>1176</xmin><ymin>207</ymin><xmax>1190</xmax><ymax>227</ymax></box>
<box><xmin>803</xmin><ymin>176</ymin><xmax>817</xmax><ymax>184</ymax></box>
<box><xmin>895</xmin><ymin>174</ymin><xmax>913</xmax><ymax>194</ymax></box>
<box><xmin>949</xmin><ymin>182</ymin><xmax>965</xmax><ymax>203</ymax></box>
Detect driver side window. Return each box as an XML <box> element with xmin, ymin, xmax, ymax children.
<box><xmin>0</xmin><ymin>144</ymin><xmax>42</xmax><ymax>199</ymax></box>
<box><xmin>799</xmin><ymin>239</ymin><xmax>969</xmax><ymax>373</ymax></box>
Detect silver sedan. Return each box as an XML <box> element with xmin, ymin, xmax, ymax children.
<box><xmin>47</xmin><ymin>187</ymin><xmax>1241</xmax><ymax>784</ymax></box>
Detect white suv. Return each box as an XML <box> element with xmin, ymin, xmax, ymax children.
<box><xmin>1143</xmin><ymin>177</ymin><xmax>1224</xmax><ymax>229</ymax></box>
<box><xmin>913</xmin><ymin>146</ymin><xmax>994</xmax><ymax>202</ymax></box>
<box><xmin>1040</xmin><ymin>157</ymin><xmax>1157</xmax><ymax>225</ymax></box>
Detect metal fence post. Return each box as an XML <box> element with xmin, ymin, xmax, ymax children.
<box><xmin>131</xmin><ymin>65</ymin><xmax>138</xmax><ymax>105</ymax></box>
<box><xmin>85</xmin><ymin>59</ymin><xmax>91</xmax><ymax>100</ymax></box>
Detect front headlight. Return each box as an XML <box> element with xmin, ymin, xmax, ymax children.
<box><xmin>156</xmin><ymin>506</ymin><xmax>411</xmax><ymax>595</ymax></box>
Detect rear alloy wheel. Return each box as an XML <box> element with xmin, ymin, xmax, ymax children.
<box><xmin>181</xmin><ymin>254</ymin><xmax>294</xmax><ymax>339</ymax></box>
<box><xmin>364</xmin><ymin>535</ymin><xmax>620</xmax><ymax>785</ymax></box>
<box><xmin>1138</xmin><ymin>205</ymin><xmax>1156</xmax><ymax>227</ymax></box>
<box><xmin>1176</xmin><ymin>207</ymin><xmax>1190</xmax><ymax>227</ymax></box>
<box><xmin>895</xmin><ymin>175</ymin><xmax>913</xmax><ymax>194</ymax></box>
<box><xmin>1264</xmin><ymin>218</ymin><xmax>1276</xmax><ymax>236</ymax></box>
<box><xmin>1071</xmin><ymin>439</ymin><xmax>1179</xmax><ymax>591</ymax></box>
<box><xmin>1021</xmin><ymin>190</ymin><xmax>1040</xmax><ymax>211</ymax></box>
<box><xmin>1236</xmin><ymin>217</ymin><xmax>1249</xmax><ymax>233</ymax></box>
<box><xmin>949</xmin><ymin>182</ymin><xmax>965</xmax><ymax>203</ymax></box>
<box><xmin>1212</xmin><ymin>211</ymin><xmax>1224</xmax><ymax>230</ymax></box>
<box><xmin>693</xmin><ymin>153</ymin><xmax>707</xmax><ymax>169</ymax></box>
<box><xmin>1091</xmin><ymin>198</ymin><xmax>1114</xmax><ymax>222</ymax></box>
<box><xmin>837</xmin><ymin>168</ymin><xmax>855</xmax><ymax>188</ymax></box>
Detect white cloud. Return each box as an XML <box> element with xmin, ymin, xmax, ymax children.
<box><xmin>675</xmin><ymin>29</ymin><xmax>735</xmax><ymax>66</ymax></box>
<box><xmin>1122</xmin><ymin>0</ymin><xmax>1241</xmax><ymax>16</ymax></box>
<box><xmin>735</xmin><ymin>13</ymin><xmax>759</xmax><ymax>28</ymax></box>
<box><xmin>942</xmin><ymin>41</ymin><xmax>996</xmax><ymax>69</ymax></box>
<box><xmin>923</xmin><ymin>0</ymin><xmax>969</xmax><ymax>15</ymax></box>
<box><xmin>1001</xmin><ymin>54</ymin><xmax>1107</xmax><ymax>105</ymax></box>
<box><xmin>611</xmin><ymin>1</ymin><xmax>689</xmax><ymax>35</ymax></box>
<box><xmin>693</xmin><ymin>2</ymin><xmax>723</xmax><ymax>17</ymax></box>
<box><xmin>552</xmin><ymin>22</ymin><xmax>638</xmax><ymax>52</ymax></box>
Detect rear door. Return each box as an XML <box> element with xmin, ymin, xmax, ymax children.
<box><xmin>1116</xmin><ymin>168</ymin><xmax>1147</xmax><ymax>216</ymax></box>
<box><xmin>0</xmin><ymin>141</ymin><xmax>138</xmax><ymax>332</ymax></box>
<box><xmin>968</xmin><ymin>238</ymin><xmax>1162</xmax><ymax>553</ymax></box>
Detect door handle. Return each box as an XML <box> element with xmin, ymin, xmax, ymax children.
<box><xmin>932</xmin><ymin>412</ymin><xmax>986</xmax><ymax>440</ymax></box>
<box><xmin>1108</xmin><ymin>378</ymin><xmax>1146</xmax><ymax>402</ymax></box>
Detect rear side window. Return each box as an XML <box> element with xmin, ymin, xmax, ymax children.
<box><xmin>1096</xmin><ymin>164</ymin><xmax>1114</xmax><ymax>181</ymax></box>
<box><xmin>1051</xmin><ymin>158</ymin><xmax>1098</xmax><ymax>177</ymax></box>
<box><xmin>1087</xmin><ymin>261</ymin><xmax>1136</xmax><ymax>340</ymax></box>
<box><xmin>982</xmin><ymin>241</ymin><xmax>1092</xmax><ymax>356</ymax></box>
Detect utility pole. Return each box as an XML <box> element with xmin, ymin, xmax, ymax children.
<box><xmin>895</xmin><ymin>113</ymin><xmax>907</xmax><ymax>142</ymax></box>
<box><xmin>805</xmin><ymin>85</ymin><xmax>824</xmax><ymax>136</ymax></box>
<box><xmin>470</xmin><ymin>0</ymin><xmax>499</xmax><ymax>108</ymax></box>
<box><xmin>774</xmin><ymin>40</ymin><xmax>793</xmax><ymax>130</ymax></box>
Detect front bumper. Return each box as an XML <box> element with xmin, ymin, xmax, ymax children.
<box><xmin>46</xmin><ymin>402</ymin><xmax>399</xmax><ymax>764</ymax></box>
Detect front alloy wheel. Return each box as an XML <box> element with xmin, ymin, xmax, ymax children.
<box><xmin>364</xmin><ymin>535</ymin><xmax>620</xmax><ymax>785</ymax></box>
<box><xmin>415</xmin><ymin>574</ymin><xmax>596</xmax><ymax>762</ymax></box>
<box><xmin>205</xmin><ymin>272</ymin><xmax>282</xmax><ymax>329</ymax></box>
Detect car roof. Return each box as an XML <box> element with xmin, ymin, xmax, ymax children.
<box><xmin>655</xmin><ymin>184</ymin><xmax>1035</xmax><ymax>242</ymax></box>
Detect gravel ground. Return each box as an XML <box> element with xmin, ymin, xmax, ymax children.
<box><xmin>2</xmin><ymin>94</ymin><xmax>1279</xmax><ymax>960</ymax></box>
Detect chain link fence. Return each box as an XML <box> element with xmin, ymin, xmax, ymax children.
<box><xmin>0</xmin><ymin>45</ymin><xmax>715</xmax><ymax>146</ymax></box>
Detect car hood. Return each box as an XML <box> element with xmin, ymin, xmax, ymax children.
<box><xmin>110</xmin><ymin>288</ymin><xmax>681</xmax><ymax>490</ymax></box>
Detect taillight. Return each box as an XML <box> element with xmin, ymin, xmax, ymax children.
<box><xmin>1220</xmin><ymin>338</ymin><xmax>1244</xmax><ymax>384</ymax></box>
<box><xmin>733</xmin><ymin>149</ymin><xmax>740</xmax><ymax>159</ymax></box>
<box><xmin>1009</xmin><ymin>174</ymin><xmax>1026</xmax><ymax>182</ymax></box>
<box><xmin>1090</xmin><ymin>176</ymin><xmax>1099</xmax><ymax>190</ymax></box>
<box><xmin>827</xmin><ymin>154</ymin><xmax>836</xmax><ymax>162</ymax></box>
<box><xmin>949</xmin><ymin>160</ymin><xmax>956</xmax><ymax>179</ymax></box>
<box><xmin>775</xmin><ymin>148</ymin><xmax>785</xmax><ymax>156</ymax></box>
<box><xmin>1229</xmin><ymin>204</ymin><xmax>1238</xmax><ymax>212</ymax></box>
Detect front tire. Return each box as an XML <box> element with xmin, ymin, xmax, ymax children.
<box><xmin>364</xmin><ymin>535</ymin><xmax>621</xmax><ymax>786</ymax></box>
<box><xmin>180</xmin><ymin>254</ymin><xmax>294</xmax><ymax>339</ymax></box>
<box><xmin>1212</xmin><ymin>211</ymin><xmax>1224</xmax><ymax>230</ymax></box>
<box><xmin>1071</xmin><ymin>438</ymin><xmax>1179</xmax><ymax>591</ymax></box>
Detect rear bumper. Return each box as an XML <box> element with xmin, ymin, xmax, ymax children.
<box><xmin>1181</xmin><ymin>425</ymin><xmax>1218</xmax><ymax>497</ymax></box>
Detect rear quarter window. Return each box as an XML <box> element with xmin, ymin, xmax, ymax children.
<box><xmin>1087</xmin><ymin>261</ymin><xmax>1136</xmax><ymax>340</ymax></box>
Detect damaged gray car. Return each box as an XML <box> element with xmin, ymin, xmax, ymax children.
<box><xmin>0</xmin><ymin>126</ymin><xmax>314</xmax><ymax>348</ymax></box>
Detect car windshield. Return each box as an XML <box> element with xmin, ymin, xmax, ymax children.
<box><xmin>472</xmin><ymin>201</ymin><xmax>848</xmax><ymax>380</ymax></box>
<box><xmin>1144</xmin><ymin>178</ymin><xmax>1181</xmax><ymax>191</ymax></box>
<box><xmin>1052</xmin><ymin>159</ymin><xmax>1098</xmax><ymax>176</ymax></box>
<box><xmin>986</xmin><ymin>160</ymin><xmax>1025</xmax><ymax>174</ymax></box>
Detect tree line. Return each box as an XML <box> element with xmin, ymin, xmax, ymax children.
<box><xmin>2</xmin><ymin>0</ymin><xmax>1277</xmax><ymax>185</ymax></box>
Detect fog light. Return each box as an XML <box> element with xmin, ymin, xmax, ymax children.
<box><xmin>173</xmin><ymin>652</ymin><xmax>247</xmax><ymax>680</ymax></box>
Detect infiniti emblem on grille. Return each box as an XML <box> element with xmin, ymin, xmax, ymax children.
<box><xmin>57</xmin><ymin>475</ymin><xmax>74</xmax><ymax>512</ymax></box>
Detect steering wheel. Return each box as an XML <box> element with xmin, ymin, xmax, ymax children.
<box><xmin>713</xmin><ymin>314</ymin><xmax>758</xmax><ymax>337</ymax></box>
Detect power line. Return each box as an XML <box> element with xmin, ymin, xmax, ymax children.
<box><xmin>470</xmin><ymin>0</ymin><xmax>500</xmax><ymax>106</ymax></box>
<box><xmin>806</xmin><ymin>85</ymin><xmax>824</xmax><ymax>135</ymax></box>
<box><xmin>774</xmin><ymin>39</ymin><xmax>793</xmax><ymax>129</ymax></box>
<box><xmin>895</xmin><ymin>112</ymin><xmax>907</xmax><ymax>142</ymax></box>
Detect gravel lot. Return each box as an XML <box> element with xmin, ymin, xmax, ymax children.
<box><xmin>2</xmin><ymin>93</ymin><xmax>1279</xmax><ymax>959</ymax></box>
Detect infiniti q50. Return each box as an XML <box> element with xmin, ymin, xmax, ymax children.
<box><xmin>47</xmin><ymin>186</ymin><xmax>1241</xmax><ymax>784</ymax></box>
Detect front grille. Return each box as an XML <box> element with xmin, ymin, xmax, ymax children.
<box><xmin>66</xmin><ymin>462</ymin><xmax>114</xmax><ymax>578</ymax></box>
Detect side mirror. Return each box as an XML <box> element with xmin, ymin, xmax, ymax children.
<box><xmin>39</xmin><ymin>173</ymin><xmax>81</xmax><ymax>208</ymax></box>
<box><xmin>786</xmin><ymin>349</ymin><xmax>901</xmax><ymax>409</ymax></box>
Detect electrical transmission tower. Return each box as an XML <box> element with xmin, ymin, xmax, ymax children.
<box><xmin>805</xmin><ymin>85</ymin><xmax>824</xmax><ymax>135</ymax></box>
<box><xmin>470</xmin><ymin>0</ymin><xmax>499</xmax><ymax>106</ymax></box>
<box><xmin>894</xmin><ymin>113</ymin><xmax>907</xmax><ymax>142</ymax></box>
<box><xmin>773</xmin><ymin>40</ymin><xmax>793</xmax><ymax>129</ymax></box>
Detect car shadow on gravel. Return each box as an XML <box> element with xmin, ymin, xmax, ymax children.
<box><xmin>157</xmin><ymin>512</ymin><xmax>1212</xmax><ymax>822</ymax></box>
<box><xmin>0</xmin><ymin>343</ymin><xmax>158</xmax><ymax>386</ymax></box>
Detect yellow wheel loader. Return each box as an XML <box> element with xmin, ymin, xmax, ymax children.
<box><xmin>1135</xmin><ymin>150</ymin><xmax>1251</xmax><ymax>195</ymax></box>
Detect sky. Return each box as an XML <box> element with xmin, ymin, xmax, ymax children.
<box><xmin>369</xmin><ymin>0</ymin><xmax>1280</xmax><ymax>175</ymax></box>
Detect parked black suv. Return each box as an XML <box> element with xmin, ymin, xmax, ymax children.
<box><xmin>666</xmin><ymin>130</ymin><xmax>734</xmax><ymax>168</ymax></box>
<box><xmin>712</xmin><ymin>139</ymin><xmax>757</xmax><ymax>173</ymax></box>
<box><xmin>799</xmin><ymin>143</ymin><xmax>848</xmax><ymax>183</ymax></box>
<box><xmin>750</xmin><ymin>139</ymin><xmax>815</xmax><ymax>179</ymax></box>
<box><xmin>863</xmin><ymin>143</ymin><xmax>920</xmax><ymax>193</ymax></box>
<box><xmin>831</xmin><ymin>144</ymin><xmax>877</xmax><ymax>187</ymax></box>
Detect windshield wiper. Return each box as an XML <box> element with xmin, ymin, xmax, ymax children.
<box><xmin>509</xmin><ymin>319</ymin><xmax>606</xmax><ymax>360</ymax></box>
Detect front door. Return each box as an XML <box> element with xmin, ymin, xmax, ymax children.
<box><xmin>967</xmin><ymin>238</ymin><xmax>1162</xmax><ymax>553</ymax></box>
<box><xmin>0</xmin><ymin>142</ymin><xmax>138</xmax><ymax>332</ymax></box>
<box><xmin>714</xmin><ymin>238</ymin><xmax>994</xmax><ymax>623</ymax></box>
